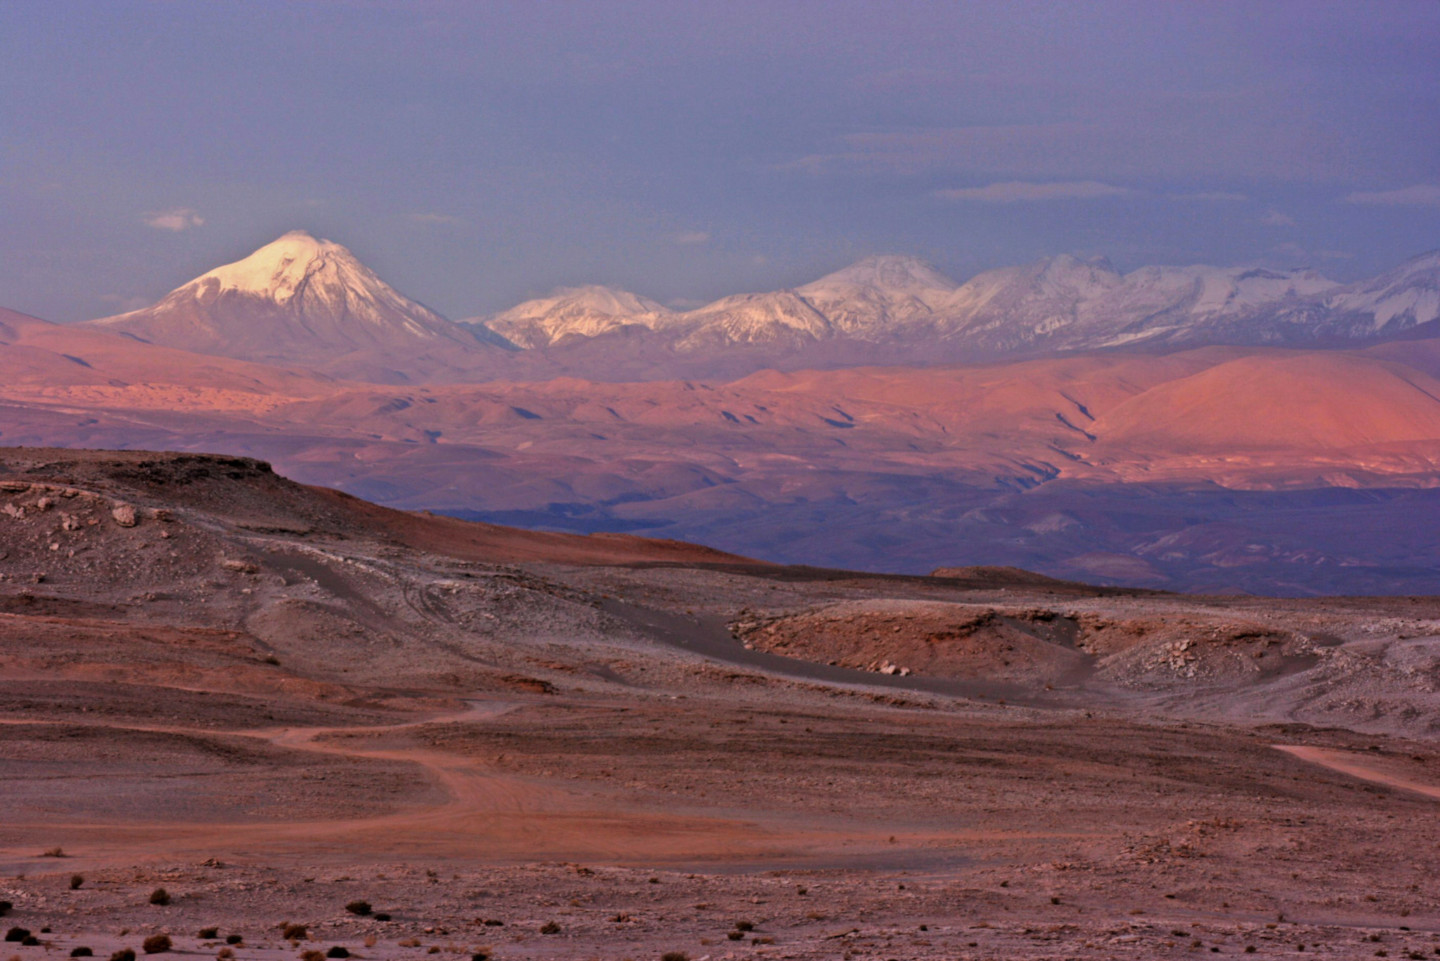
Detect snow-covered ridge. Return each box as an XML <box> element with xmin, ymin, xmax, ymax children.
<box><xmin>469</xmin><ymin>249</ymin><xmax>1437</xmax><ymax>354</ymax></box>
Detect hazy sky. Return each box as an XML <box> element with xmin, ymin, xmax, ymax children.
<box><xmin>2</xmin><ymin>1</ymin><xmax>1437</xmax><ymax>322</ymax></box>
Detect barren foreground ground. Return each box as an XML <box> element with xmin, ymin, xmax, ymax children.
<box><xmin>1</xmin><ymin>449</ymin><xmax>1438</xmax><ymax>960</ymax></box>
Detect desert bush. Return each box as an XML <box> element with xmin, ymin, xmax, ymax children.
<box><xmin>141</xmin><ymin>935</ymin><xmax>171</xmax><ymax>954</ymax></box>
<box><xmin>70</xmin><ymin>949</ymin><xmax>93</xmax><ymax>958</ymax></box>
<box><xmin>726</xmin><ymin>931</ymin><xmax>742</xmax><ymax>941</ymax></box>
<box><xmin>371</xmin><ymin>914</ymin><xmax>391</xmax><ymax>922</ymax></box>
<box><xmin>42</xmin><ymin>847</ymin><xmax>65</xmax><ymax>858</ymax></box>
<box><xmin>300</xmin><ymin>951</ymin><xmax>325</xmax><ymax>961</ymax></box>
<box><xmin>733</xmin><ymin>921</ymin><xmax>754</xmax><ymax>932</ymax></box>
<box><xmin>0</xmin><ymin>901</ymin><xmax>10</xmax><ymax>916</ymax></box>
<box><xmin>110</xmin><ymin>951</ymin><xmax>136</xmax><ymax>961</ymax></box>
<box><xmin>196</xmin><ymin>928</ymin><xmax>217</xmax><ymax>939</ymax></box>
<box><xmin>148</xmin><ymin>888</ymin><xmax>170</xmax><ymax>906</ymax></box>
<box><xmin>471</xmin><ymin>951</ymin><xmax>491</xmax><ymax>961</ymax></box>
<box><xmin>344</xmin><ymin>900</ymin><xmax>371</xmax><ymax>916</ymax></box>
<box><xmin>224</xmin><ymin>935</ymin><xmax>242</xmax><ymax>945</ymax></box>
<box><xmin>3</xmin><ymin>929</ymin><xmax>29</xmax><ymax>943</ymax></box>
<box><xmin>216</xmin><ymin>951</ymin><xmax>234</xmax><ymax>961</ymax></box>
<box><xmin>282</xmin><ymin>923</ymin><xmax>308</xmax><ymax>941</ymax></box>
<box><xmin>661</xmin><ymin>953</ymin><xmax>689</xmax><ymax>961</ymax></box>
<box><xmin>539</xmin><ymin>921</ymin><xmax>561</xmax><ymax>935</ymax></box>
<box><xmin>326</xmin><ymin>948</ymin><xmax>350</xmax><ymax>959</ymax></box>
<box><xmin>70</xmin><ymin>875</ymin><xmax>84</xmax><ymax>890</ymax></box>
<box><xmin>21</xmin><ymin>938</ymin><xmax>40</xmax><ymax>948</ymax></box>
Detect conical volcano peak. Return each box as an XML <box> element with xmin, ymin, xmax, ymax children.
<box><xmin>85</xmin><ymin>231</ymin><xmax>490</xmax><ymax>373</ymax></box>
<box><xmin>190</xmin><ymin>231</ymin><xmax>388</xmax><ymax>307</ymax></box>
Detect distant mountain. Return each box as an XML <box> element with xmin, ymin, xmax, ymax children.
<box><xmin>795</xmin><ymin>255</ymin><xmax>959</xmax><ymax>337</ymax></box>
<box><xmin>86</xmin><ymin>231</ymin><xmax>503</xmax><ymax>381</ymax></box>
<box><xmin>82</xmin><ymin>237</ymin><xmax>1440</xmax><ymax>384</ymax></box>
<box><xmin>931</xmin><ymin>256</ymin><xmax>1342</xmax><ymax>352</ymax></box>
<box><xmin>475</xmin><ymin>285</ymin><xmax>675</xmax><ymax>348</ymax></box>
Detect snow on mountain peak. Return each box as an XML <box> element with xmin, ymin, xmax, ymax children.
<box><xmin>85</xmin><ymin>231</ymin><xmax>480</xmax><ymax>368</ymax></box>
<box><xmin>477</xmin><ymin>284</ymin><xmax>674</xmax><ymax>347</ymax></box>
<box><xmin>804</xmin><ymin>255</ymin><xmax>959</xmax><ymax>295</ymax></box>
<box><xmin>190</xmin><ymin>231</ymin><xmax>386</xmax><ymax>307</ymax></box>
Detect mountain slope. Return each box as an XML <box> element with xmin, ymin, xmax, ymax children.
<box><xmin>86</xmin><ymin>231</ymin><xmax>500</xmax><ymax>381</ymax></box>
<box><xmin>795</xmin><ymin>254</ymin><xmax>959</xmax><ymax>337</ymax></box>
<box><xmin>473</xmin><ymin>285</ymin><xmax>674</xmax><ymax>347</ymax></box>
<box><xmin>469</xmin><ymin>251</ymin><xmax>1440</xmax><ymax>379</ymax></box>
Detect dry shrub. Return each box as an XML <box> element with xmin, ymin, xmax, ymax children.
<box><xmin>141</xmin><ymin>935</ymin><xmax>171</xmax><ymax>955</ymax></box>
<box><xmin>148</xmin><ymin>889</ymin><xmax>170</xmax><ymax>906</ymax></box>
<box><xmin>70</xmin><ymin>875</ymin><xmax>84</xmax><ymax>890</ymax></box>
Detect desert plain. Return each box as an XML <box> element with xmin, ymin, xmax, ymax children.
<box><xmin>1</xmin><ymin>448</ymin><xmax>1438</xmax><ymax>961</ymax></box>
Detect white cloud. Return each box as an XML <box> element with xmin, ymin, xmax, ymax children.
<box><xmin>142</xmin><ymin>208</ymin><xmax>204</xmax><ymax>231</ymax></box>
<box><xmin>409</xmin><ymin>212</ymin><xmax>463</xmax><ymax>225</ymax></box>
<box><xmin>936</xmin><ymin>181</ymin><xmax>1131</xmax><ymax>203</ymax></box>
<box><xmin>1260</xmin><ymin>208</ymin><xmax>1297</xmax><ymax>227</ymax></box>
<box><xmin>1344</xmin><ymin>184</ymin><xmax>1440</xmax><ymax>208</ymax></box>
<box><xmin>673</xmin><ymin>230</ymin><xmax>711</xmax><ymax>245</ymax></box>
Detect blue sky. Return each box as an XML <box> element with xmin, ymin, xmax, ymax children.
<box><xmin>1</xmin><ymin>0</ymin><xmax>1437</xmax><ymax>322</ymax></box>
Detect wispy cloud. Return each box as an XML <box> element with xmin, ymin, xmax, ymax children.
<box><xmin>936</xmin><ymin>181</ymin><xmax>1131</xmax><ymax>203</ymax></box>
<box><xmin>1171</xmin><ymin>190</ymin><xmax>1249</xmax><ymax>202</ymax></box>
<box><xmin>97</xmin><ymin>292</ymin><xmax>151</xmax><ymax>312</ymax></box>
<box><xmin>1344</xmin><ymin>184</ymin><xmax>1440</xmax><ymax>207</ymax></box>
<box><xmin>673</xmin><ymin>230</ymin><xmax>711</xmax><ymax>245</ymax></box>
<box><xmin>1260</xmin><ymin>208</ymin><xmax>1297</xmax><ymax>227</ymax></box>
<box><xmin>142</xmin><ymin>208</ymin><xmax>204</xmax><ymax>231</ymax></box>
<box><xmin>408</xmin><ymin>212</ymin><xmax>464</xmax><ymax>225</ymax></box>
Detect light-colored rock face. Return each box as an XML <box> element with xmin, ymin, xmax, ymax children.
<box><xmin>85</xmin><ymin>231</ymin><xmax>482</xmax><ymax>365</ymax></box>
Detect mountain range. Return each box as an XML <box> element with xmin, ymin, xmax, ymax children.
<box><xmin>0</xmin><ymin>230</ymin><xmax>1435</xmax><ymax>594</ymax></box>
<box><xmin>86</xmin><ymin>232</ymin><xmax>1440</xmax><ymax>382</ymax></box>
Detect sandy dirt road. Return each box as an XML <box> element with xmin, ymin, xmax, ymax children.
<box><xmin>1</xmin><ymin>698</ymin><xmax>962</xmax><ymax>871</ymax></box>
<box><xmin>1276</xmin><ymin>743</ymin><xmax>1440</xmax><ymax>802</ymax></box>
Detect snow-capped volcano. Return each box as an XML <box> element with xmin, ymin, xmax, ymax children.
<box><xmin>473</xmin><ymin>285</ymin><xmax>675</xmax><ymax>348</ymax></box>
<box><xmin>87</xmin><ymin>231</ymin><xmax>490</xmax><ymax>370</ymax></box>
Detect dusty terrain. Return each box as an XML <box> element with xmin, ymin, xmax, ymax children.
<box><xmin>8</xmin><ymin>304</ymin><xmax>1440</xmax><ymax>593</ymax></box>
<box><xmin>1</xmin><ymin>449</ymin><xmax>1439</xmax><ymax>959</ymax></box>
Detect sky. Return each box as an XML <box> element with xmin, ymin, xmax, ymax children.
<box><xmin>1</xmin><ymin>0</ymin><xmax>1437</xmax><ymax>323</ymax></box>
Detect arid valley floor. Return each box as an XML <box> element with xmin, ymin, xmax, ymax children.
<box><xmin>2</xmin><ymin>449</ymin><xmax>1439</xmax><ymax>960</ymax></box>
